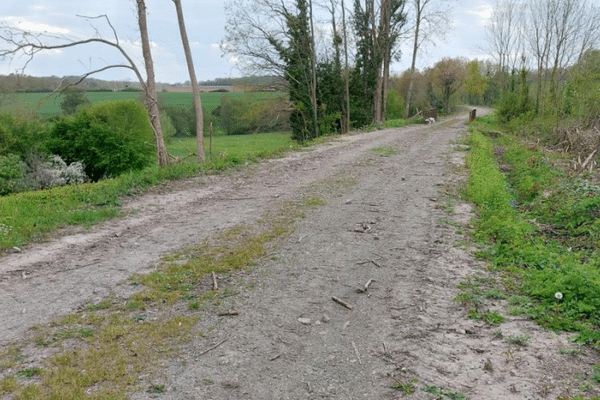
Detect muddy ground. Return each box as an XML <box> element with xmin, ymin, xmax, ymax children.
<box><xmin>2</xmin><ymin>109</ymin><xmax>600</xmax><ymax>399</ymax></box>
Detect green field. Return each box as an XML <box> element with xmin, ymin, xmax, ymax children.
<box><xmin>169</xmin><ymin>132</ymin><xmax>294</xmax><ymax>159</ymax></box>
<box><xmin>5</xmin><ymin>91</ymin><xmax>275</xmax><ymax>119</ymax></box>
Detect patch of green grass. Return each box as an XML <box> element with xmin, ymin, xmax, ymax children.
<box><xmin>170</xmin><ymin>131</ymin><xmax>295</xmax><ymax>160</ymax></box>
<box><xmin>383</xmin><ymin>118</ymin><xmax>410</xmax><ymax>128</ymax></box>
<box><xmin>469</xmin><ymin>310</ymin><xmax>505</xmax><ymax>325</ymax></box>
<box><xmin>0</xmin><ymin>375</ymin><xmax>18</xmax><ymax>395</ymax></box>
<box><xmin>506</xmin><ymin>334</ymin><xmax>531</xmax><ymax>347</ymax></box>
<box><xmin>17</xmin><ymin>367</ymin><xmax>45</xmax><ymax>379</ymax></box>
<box><xmin>558</xmin><ymin>346</ymin><xmax>583</xmax><ymax>356</ymax></box>
<box><xmin>422</xmin><ymin>385</ymin><xmax>466</xmax><ymax>400</ymax></box>
<box><xmin>372</xmin><ymin>146</ymin><xmax>398</xmax><ymax>157</ymax></box>
<box><xmin>148</xmin><ymin>384</ymin><xmax>166</xmax><ymax>393</ymax></box>
<box><xmin>0</xmin><ymin>346</ymin><xmax>22</xmax><ymax>370</ymax></box>
<box><xmin>483</xmin><ymin>288</ymin><xmax>506</xmax><ymax>300</ymax></box>
<box><xmin>391</xmin><ymin>378</ymin><xmax>418</xmax><ymax>395</ymax></box>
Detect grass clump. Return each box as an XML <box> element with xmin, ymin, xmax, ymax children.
<box><xmin>505</xmin><ymin>334</ymin><xmax>532</xmax><ymax>347</ymax></box>
<box><xmin>372</xmin><ymin>146</ymin><xmax>398</xmax><ymax>157</ymax></box>
<box><xmin>391</xmin><ymin>378</ymin><xmax>418</xmax><ymax>395</ymax></box>
<box><xmin>422</xmin><ymin>385</ymin><xmax>466</xmax><ymax>400</ymax></box>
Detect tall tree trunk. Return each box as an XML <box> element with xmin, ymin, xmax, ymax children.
<box><xmin>342</xmin><ymin>0</ymin><xmax>350</xmax><ymax>134</ymax></box>
<box><xmin>136</xmin><ymin>0</ymin><xmax>170</xmax><ymax>166</ymax></box>
<box><xmin>404</xmin><ymin>6</ymin><xmax>421</xmax><ymax>119</ymax></box>
<box><xmin>309</xmin><ymin>0</ymin><xmax>319</xmax><ymax>139</ymax></box>
<box><xmin>172</xmin><ymin>0</ymin><xmax>205</xmax><ymax>163</ymax></box>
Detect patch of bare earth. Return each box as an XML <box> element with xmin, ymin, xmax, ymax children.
<box><xmin>2</xmin><ymin>109</ymin><xmax>599</xmax><ymax>399</ymax></box>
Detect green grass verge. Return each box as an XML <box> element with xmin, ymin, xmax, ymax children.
<box><xmin>0</xmin><ymin>133</ymin><xmax>295</xmax><ymax>253</ymax></box>
<box><xmin>463</xmin><ymin>120</ymin><xmax>600</xmax><ymax>344</ymax></box>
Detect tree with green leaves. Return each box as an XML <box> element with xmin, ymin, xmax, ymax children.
<box><xmin>463</xmin><ymin>60</ymin><xmax>488</xmax><ymax>105</ymax></box>
<box><xmin>352</xmin><ymin>0</ymin><xmax>407</xmax><ymax>124</ymax></box>
<box><xmin>60</xmin><ymin>88</ymin><xmax>90</xmax><ymax>115</ymax></box>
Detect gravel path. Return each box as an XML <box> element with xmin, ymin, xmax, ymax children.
<box><xmin>2</xmin><ymin>109</ymin><xmax>599</xmax><ymax>399</ymax></box>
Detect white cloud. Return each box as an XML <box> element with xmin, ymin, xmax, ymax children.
<box><xmin>1</xmin><ymin>16</ymin><xmax>70</xmax><ymax>35</ymax></box>
<box><xmin>467</xmin><ymin>4</ymin><xmax>494</xmax><ymax>25</ymax></box>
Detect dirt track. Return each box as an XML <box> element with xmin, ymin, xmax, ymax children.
<box><xmin>2</xmin><ymin>109</ymin><xmax>600</xmax><ymax>399</ymax></box>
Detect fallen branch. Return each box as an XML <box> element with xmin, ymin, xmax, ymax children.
<box><xmin>352</xmin><ymin>341</ymin><xmax>362</xmax><ymax>365</ymax></box>
<box><xmin>581</xmin><ymin>149</ymin><xmax>597</xmax><ymax>170</ymax></box>
<box><xmin>356</xmin><ymin>278</ymin><xmax>375</xmax><ymax>293</ymax></box>
<box><xmin>218</xmin><ymin>311</ymin><xmax>239</xmax><ymax>317</ymax></box>
<box><xmin>212</xmin><ymin>271</ymin><xmax>219</xmax><ymax>291</ymax></box>
<box><xmin>198</xmin><ymin>337</ymin><xmax>229</xmax><ymax>357</ymax></box>
<box><xmin>332</xmin><ymin>296</ymin><xmax>354</xmax><ymax>310</ymax></box>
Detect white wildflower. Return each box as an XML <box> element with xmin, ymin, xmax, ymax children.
<box><xmin>555</xmin><ymin>292</ymin><xmax>563</xmax><ymax>300</ymax></box>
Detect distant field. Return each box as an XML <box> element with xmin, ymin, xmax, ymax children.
<box><xmin>4</xmin><ymin>91</ymin><xmax>277</xmax><ymax>118</ymax></box>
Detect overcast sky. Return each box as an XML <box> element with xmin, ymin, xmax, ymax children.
<box><xmin>0</xmin><ymin>0</ymin><xmax>494</xmax><ymax>84</ymax></box>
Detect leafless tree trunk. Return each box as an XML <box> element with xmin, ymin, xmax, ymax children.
<box><xmin>485</xmin><ymin>0</ymin><xmax>523</xmax><ymax>91</ymax></box>
<box><xmin>404</xmin><ymin>0</ymin><xmax>453</xmax><ymax>119</ymax></box>
<box><xmin>341</xmin><ymin>0</ymin><xmax>350</xmax><ymax>134</ymax></box>
<box><xmin>309</xmin><ymin>0</ymin><xmax>319</xmax><ymax>139</ymax></box>
<box><xmin>137</xmin><ymin>0</ymin><xmax>170</xmax><ymax>166</ymax></box>
<box><xmin>172</xmin><ymin>0</ymin><xmax>205</xmax><ymax>163</ymax></box>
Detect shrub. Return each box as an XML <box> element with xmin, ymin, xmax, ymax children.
<box><xmin>0</xmin><ymin>154</ymin><xmax>23</xmax><ymax>196</ymax></box>
<box><xmin>218</xmin><ymin>94</ymin><xmax>289</xmax><ymax>135</ymax></box>
<box><xmin>48</xmin><ymin>100</ymin><xmax>155</xmax><ymax>181</ymax></box>
<box><xmin>162</xmin><ymin>105</ymin><xmax>195</xmax><ymax>137</ymax></box>
<box><xmin>30</xmin><ymin>155</ymin><xmax>88</xmax><ymax>189</ymax></box>
<box><xmin>0</xmin><ymin>113</ymin><xmax>49</xmax><ymax>157</ymax></box>
<box><xmin>386</xmin><ymin>90</ymin><xmax>405</xmax><ymax>120</ymax></box>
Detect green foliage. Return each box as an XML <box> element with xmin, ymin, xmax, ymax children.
<box><xmin>496</xmin><ymin>69</ymin><xmax>532</xmax><ymax>124</ymax></box>
<box><xmin>48</xmin><ymin>100</ymin><xmax>155</xmax><ymax>181</ymax></box>
<box><xmin>505</xmin><ymin>334</ymin><xmax>531</xmax><ymax>347</ymax></box>
<box><xmin>464</xmin><ymin>60</ymin><xmax>488</xmax><ymax>105</ymax></box>
<box><xmin>217</xmin><ymin>94</ymin><xmax>289</xmax><ymax>135</ymax></box>
<box><xmin>562</xmin><ymin>49</ymin><xmax>600</xmax><ymax>121</ymax></box>
<box><xmin>386</xmin><ymin>90</ymin><xmax>404</xmax><ymax>119</ymax></box>
<box><xmin>466</xmin><ymin>127</ymin><xmax>600</xmax><ymax>342</ymax></box>
<box><xmin>59</xmin><ymin>88</ymin><xmax>90</xmax><ymax>115</ymax></box>
<box><xmin>391</xmin><ymin>378</ymin><xmax>418</xmax><ymax>395</ymax></box>
<box><xmin>0</xmin><ymin>154</ymin><xmax>23</xmax><ymax>195</ymax></box>
<box><xmin>0</xmin><ymin>112</ymin><xmax>49</xmax><ymax>156</ymax></box>
<box><xmin>271</xmin><ymin>0</ymin><xmax>317</xmax><ymax>141</ymax></box>
<box><xmin>161</xmin><ymin>104</ymin><xmax>195</xmax><ymax>137</ymax></box>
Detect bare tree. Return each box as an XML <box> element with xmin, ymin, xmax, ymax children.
<box><xmin>485</xmin><ymin>0</ymin><xmax>524</xmax><ymax>90</ymax></box>
<box><xmin>521</xmin><ymin>0</ymin><xmax>600</xmax><ymax>113</ymax></box>
<box><xmin>0</xmin><ymin>3</ymin><xmax>171</xmax><ymax>166</ymax></box>
<box><xmin>136</xmin><ymin>0</ymin><xmax>170</xmax><ymax>166</ymax></box>
<box><xmin>404</xmin><ymin>0</ymin><xmax>454</xmax><ymax>118</ymax></box>
<box><xmin>172</xmin><ymin>0</ymin><xmax>205</xmax><ymax>163</ymax></box>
